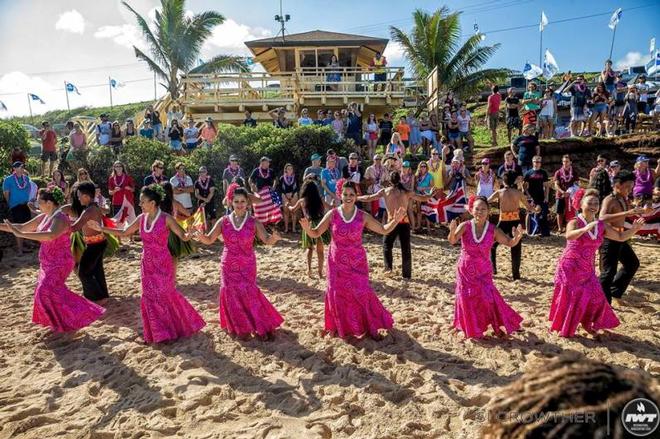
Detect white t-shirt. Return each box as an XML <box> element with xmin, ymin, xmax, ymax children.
<box><xmin>637</xmin><ymin>83</ymin><xmax>649</xmax><ymax>102</ymax></box>
<box><xmin>170</xmin><ymin>175</ymin><xmax>193</xmax><ymax>208</ymax></box>
<box><xmin>457</xmin><ymin>112</ymin><xmax>471</xmax><ymax>132</ymax></box>
<box><xmin>539</xmin><ymin>98</ymin><xmax>554</xmax><ymax>117</ymax></box>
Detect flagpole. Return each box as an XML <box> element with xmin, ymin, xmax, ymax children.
<box><xmin>27</xmin><ymin>94</ymin><xmax>33</xmax><ymax>125</ymax></box>
<box><xmin>608</xmin><ymin>24</ymin><xmax>617</xmax><ymax>60</ymax></box>
<box><xmin>539</xmin><ymin>29</ymin><xmax>543</xmax><ymax>68</ymax></box>
<box><xmin>153</xmin><ymin>71</ymin><xmax>157</xmax><ymax>101</ymax></box>
<box><xmin>64</xmin><ymin>81</ymin><xmax>70</xmax><ymax>114</ymax></box>
<box><xmin>109</xmin><ymin>77</ymin><xmax>113</xmax><ymax>108</ymax></box>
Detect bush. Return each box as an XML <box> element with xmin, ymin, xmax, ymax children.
<box><xmin>118</xmin><ymin>137</ymin><xmax>175</xmax><ymax>183</ymax></box>
<box><xmin>0</xmin><ymin>120</ymin><xmax>30</xmax><ymax>164</ymax></box>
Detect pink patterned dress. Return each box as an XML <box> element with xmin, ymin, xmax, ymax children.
<box><xmin>454</xmin><ymin>221</ymin><xmax>523</xmax><ymax>338</ymax></box>
<box><xmin>139</xmin><ymin>213</ymin><xmax>205</xmax><ymax>343</ymax></box>
<box><xmin>325</xmin><ymin>208</ymin><xmax>393</xmax><ymax>338</ymax></box>
<box><xmin>218</xmin><ymin>215</ymin><xmax>283</xmax><ymax>336</ymax></box>
<box><xmin>549</xmin><ymin>218</ymin><xmax>620</xmax><ymax>337</ymax></box>
<box><xmin>32</xmin><ymin>212</ymin><xmax>105</xmax><ymax>332</ymax></box>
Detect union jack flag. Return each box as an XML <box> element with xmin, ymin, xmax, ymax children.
<box><xmin>422</xmin><ymin>187</ymin><xmax>467</xmax><ymax>224</ymax></box>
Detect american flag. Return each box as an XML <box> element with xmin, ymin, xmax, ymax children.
<box><xmin>422</xmin><ymin>187</ymin><xmax>467</xmax><ymax>224</ymax></box>
<box><xmin>253</xmin><ymin>187</ymin><xmax>282</xmax><ymax>224</ymax></box>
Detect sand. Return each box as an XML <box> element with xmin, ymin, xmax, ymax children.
<box><xmin>0</xmin><ymin>231</ymin><xmax>658</xmax><ymax>439</ymax></box>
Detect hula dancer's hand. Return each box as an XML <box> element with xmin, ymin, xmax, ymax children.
<box><xmin>6</xmin><ymin>220</ymin><xmax>20</xmax><ymax>236</ymax></box>
<box><xmin>631</xmin><ymin>218</ymin><xmax>646</xmax><ymax>231</ymax></box>
<box><xmin>448</xmin><ymin>219</ymin><xmax>458</xmax><ymax>234</ymax></box>
<box><xmin>393</xmin><ymin>207</ymin><xmax>406</xmax><ymax>222</ymax></box>
<box><xmin>86</xmin><ymin>220</ymin><xmax>102</xmax><ymax>232</ymax></box>
<box><xmin>299</xmin><ymin>218</ymin><xmax>311</xmax><ymax>231</ymax></box>
<box><xmin>513</xmin><ymin>224</ymin><xmax>524</xmax><ymax>241</ymax></box>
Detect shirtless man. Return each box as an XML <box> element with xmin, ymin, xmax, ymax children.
<box><xmin>488</xmin><ymin>170</ymin><xmax>533</xmax><ymax>280</ymax></box>
<box><xmin>66</xmin><ymin>182</ymin><xmax>110</xmax><ymax>304</ymax></box>
<box><xmin>358</xmin><ymin>171</ymin><xmax>436</xmax><ymax>279</ymax></box>
<box><xmin>598</xmin><ymin>170</ymin><xmax>650</xmax><ymax>304</ymax></box>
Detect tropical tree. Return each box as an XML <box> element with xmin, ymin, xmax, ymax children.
<box><xmin>390</xmin><ymin>7</ymin><xmax>509</xmax><ymax>98</ymax></box>
<box><xmin>123</xmin><ymin>0</ymin><xmax>248</xmax><ymax>100</ymax></box>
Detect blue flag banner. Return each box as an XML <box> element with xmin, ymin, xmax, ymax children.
<box><xmin>608</xmin><ymin>8</ymin><xmax>622</xmax><ymax>30</ymax></box>
<box><xmin>110</xmin><ymin>78</ymin><xmax>125</xmax><ymax>88</ymax></box>
<box><xmin>66</xmin><ymin>82</ymin><xmax>81</xmax><ymax>95</ymax></box>
<box><xmin>28</xmin><ymin>93</ymin><xmax>45</xmax><ymax>104</ymax></box>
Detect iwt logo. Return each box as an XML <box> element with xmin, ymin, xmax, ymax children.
<box><xmin>621</xmin><ymin>398</ymin><xmax>660</xmax><ymax>437</ymax></box>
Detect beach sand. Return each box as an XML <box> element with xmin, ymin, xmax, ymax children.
<box><xmin>0</xmin><ymin>232</ymin><xmax>658</xmax><ymax>438</ymax></box>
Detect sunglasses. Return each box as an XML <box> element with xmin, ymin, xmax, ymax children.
<box><xmin>79</xmin><ymin>171</ymin><xmax>88</xmax><ymax>175</ymax></box>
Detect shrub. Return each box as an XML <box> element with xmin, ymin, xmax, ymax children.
<box><xmin>0</xmin><ymin>120</ymin><xmax>30</xmax><ymax>164</ymax></box>
<box><xmin>118</xmin><ymin>136</ymin><xmax>175</xmax><ymax>182</ymax></box>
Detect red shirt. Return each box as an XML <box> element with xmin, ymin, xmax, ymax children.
<box><xmin>107</xmin><ymin>174</ymin><xmax>135</xmax><ymax>206</ymax></box>
<box><xmin>41</xmin><ymin>129</ymin><xmax>57</xmax><ymax>152</ymax></box>
<box><xmin>487</xmin><ymin>93</ymin><xmax>501</xmax><ymax>115</ymax></box>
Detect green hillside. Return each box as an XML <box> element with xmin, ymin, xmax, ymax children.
<box><xmin>7</xmin><ymin>101</ymin><xmax>153</xmax><ymax>126</ymax></box>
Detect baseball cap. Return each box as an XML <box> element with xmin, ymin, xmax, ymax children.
<box><xmin>636</xmin><ymin>155</ymin><xmax>649</xmax><ymax>163</ymax></box>
<box><xmin>402</xmin><ymin>161</ymin><xmax>411</xmax><ymax>168</ymax></box>
<box><xmin>349</xmin><ymin>153</ymin><xmax>359</xmax><ymax>159</ymax></box>
<box><xmin>198</xmin><ymin>166</ymin><xmax>208</xmax><ymax>173</ymax></box>
<box><xmin>206</xmin><ymin>116</ymin><xmax>213</xmax><ymax>122</ymax></box>
<box><xmin>229</xmin><ymin>154</ymin><xmax>239</xmax><ymax>161</ymax></box>
<box><xmin>260</xmin><ymin>156</ymin><xmax>271</xmax><ymax>162</ymax></box>
<box><xmin>373</xmin><ymin>154</ymin><xmax>382</xmax><ymax>160</ymax></box>
<box><xmin>609</xmin><ymin>160</ymin><xmax>620</xmax><ymax>167</ymax></box>
<box><xmin>481</xmin><ymin>158</ymin><xmax>490</xmax><ymax>165</ymax></box>
<box><xmin>11</xmin><ymin>161</ymin><xmax>24</xmax><ymax>168</ymax></box>
<box><xmin>310</xmin><ymin>153</ymin><xmax>322</xmax><ymax>161</ymax></box>
<box><xmin>99</xmin><ymin>113</ymin><xmax>108</xmax><ymax>118</ymax></box>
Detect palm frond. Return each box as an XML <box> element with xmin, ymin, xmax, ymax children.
<box><xmin>188</xmin><ymin>55</ymin><xmax>249</xmax><ymax>74</ymax></box>
<box><xmin>133</xmin><ymin>47</ymin><xmax>169</xmax><ymax>83</ymax></box>
<box><xmin>122</xmin><ymin>1</ymin><xmax>169</xmax><ymax>70</ymax></box>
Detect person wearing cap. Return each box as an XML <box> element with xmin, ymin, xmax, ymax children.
<box><xmin>623</xmin><ymin>84</ymin><xmax>639</xmax><ymax>133</ymax></box>
<box><xmin>364</xmin><ymin>154</ymin><xmax>387</xmax><ymax>219</ymax></box>
<box><xmin>303</xmin><ymin>153</ymin><xmax>323</xmax><ymax>181</ymax></box>
<box><xmin>475</xmin><ymin>158</ymin><xmax>498</xmax><ymax>198</ymax></box>
<box><xmin>170</xmin><ymin>162</ymin><xmax>194</xmax><ymax>210</ymax></box>
<box><xmin>358</xmin><ymin>170</ymin><xmax>435</xmax><ymax>279</ymax></box>
<box><xmin>320</xmin><ymin>155</ymin><xmax>341</xmax><ymax>204</ymax></box>
<box><xmin>599</xmin><ymin>170</ymin><xmax>651</xmax><ymax>304</ymax></box>
<box><xmin>144</xmin><ymin>160</ymin><xmax>167</xmax><ymax>186</ymax></box>
<box><xmin>123</xmin><ymin>118</ymin><xmax>137</xmax><ymax>138</ymax></box>
<box><xmin>183</xmin><ymin>119</ymin><xmax>200</xmax><ymax>152</ymax></box>
<box><xmin>96</xmin><ymin>114</ymin><xmax>112</xmax><ymax>147</ymax></box>
<box><xmin>222</xmin><ymin>155</ymin><xmax>246</xmax><ymax>198</ymax></box>
<box><xmin>326</xmin><ymin>149</ymin><xmax>348</xmax><ymax>173</ymax></box>
<box><xmin>588</xmin><ymin>155</ymin><xmax>609</xmax><ymax>181</ymax></box>
<box><xmin>194</xmin><ymin>166</ymin><xmax>217</xmax><ymax>220</ymax></box>
<box><xmin>199</xmin><ymin>117</ymin><xmax>217</xmax><ymax>147</ymax></box>
<box><xmin>566</xmin><ymin>74</ymin><xmax>591</xmax><ymax>136</ymax></box>
<box><xmin>511</xmin><ymin>124</ymin><xmax>540</xmax><ymax>173</ymax></box>
<box><xmin>38</xmin><ymin>121</ymin><xmax>58</xmax><ymax>178</ymax></box>
<box><xmin>2</xmin><ymin>161</ymin><xmax>32</xmax><ymax>253</ymax></box>
<box><xmin>607</xmin><ymin>160</ymin><xmax>621</xmax><ymax>184</ymax></box>
<box><xmin>249</xmin><ymin>157</ymin><xmax>282</xmax><ymax>224</ymax></box>
<box><xmin>523</xmin><ymin>156</ymin><xmax>550</xmax><ymax>236</ymax></box>
<box><xmin>139</xmin><ymin>119</ymin><xmax>154</xmax><ymax>139</ymax></box>
<box><xmin>633</xmin><ymin>155</ymin><xmax>660</xmax><ymax>206</ymax></box>
<box><xmin>243</xmin><ymin>110</ymin><xmax>257</xmax><ymax>128</ymax></box>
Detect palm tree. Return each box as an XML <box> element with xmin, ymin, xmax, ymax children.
<box><xmin>123</xmin><ymin>0</ymin><xmax>248</xmax><ymax>100</ymax></box>
<box><xmin>390</xmin><ymin>7</ymin><xmax>509</xmax><ymax>98</ymax></box>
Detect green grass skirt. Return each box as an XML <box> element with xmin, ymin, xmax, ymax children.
<box><xmin>301</xmin><ymin>218</ymin><xmax>331</xmax><ymax>249</ymax></box>
<box><xmin>71</xmin><ymin>231</ymin><xmax>120</xmax><ymax>262</ymax></box>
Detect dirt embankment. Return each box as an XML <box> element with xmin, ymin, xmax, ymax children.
<box><xmin>474</xmin><ymin>133</ymin><xmax>660</xmax><ymax>178</ymax></box>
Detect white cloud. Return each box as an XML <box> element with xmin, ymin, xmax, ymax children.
<box><xmin>94</xmin><ymin>24</ymin><xmax>146</xmax><ymax>51</ymax></box>
<box><xmin>383</xmin><ymin>41</ymin><xmax>406</xmax><ymax>64</ymax></box>
<box><xmin>55</xmin><ymin>10</ymin><xmax>85</xmax><ymax>34</ymax></box>
<box><xmin>0</xmin><ymin>72</ymin><xmax>57</xmax><ymax>117</ymax></box>
<box><xmin>615</xmin><ymin>51</ymin><xmax>652</xmax><ymax>70</ymax></box>
<box><xmin>202</xmin><ymin>19</ymin><xmax>272</xmax><ymax>57</ymax></box>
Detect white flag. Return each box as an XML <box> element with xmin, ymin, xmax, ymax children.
<box><xmin>608</xmin><ymin>8</ymin><xmax>622</xmax><ymax>30</ymax></box>
<box><xmin>651</xmin><ymin>38</ymin><xmax>656</xmax><ymax>54</ymax></box>
<box><xmin>523</xmin><ymin>63</ymin><xmax>543</xmax><ymax>80</ymax></box>
<box><xmin>543</xmin><ymin>49</ymin><xmax>559</xmax><ymax>79</ymax></box>
<box><xmin>539</xmin><ymin>11</ymin><xmax>548</xmax><ymax>32</ymax></box>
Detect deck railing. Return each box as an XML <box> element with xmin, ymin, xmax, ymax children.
<box><xmin>180</xmin><ymin>67</ymin><xmax>407</xmax><ymax>106</ymax></box>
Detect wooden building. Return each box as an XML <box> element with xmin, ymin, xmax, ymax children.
<box><xmin>180</xmin><ymin>30</ymin><xmax>414</xmax><ymax>124</ymax></box>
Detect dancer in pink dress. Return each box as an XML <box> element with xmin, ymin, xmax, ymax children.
<box><xmin>448</xmin><ymin>196</ymin><xmax>524</xmax><ymax>339</ymax></box>
<box><xmin>89</xmin><ymin>185</ymin><xmax>205</xmax><ymax>343</ymax></box>
<box><xmin>300</xmin><ymin>181</ymin><xmax>406</xmax><ymax>340</ymax></box>
<box><xmin>194</xmin><ymin>188</ymin><xmax>283</xmax><ymax>339</ymax></box>
<box><xmin>550</xmin><ymin>189</ymin><xmax>644</xmax><ymax>337</ymax></box>
<box><xmin>1</xmin><ymin>187</ymin><xmax>105</xmax><ymax>332</ymax></box>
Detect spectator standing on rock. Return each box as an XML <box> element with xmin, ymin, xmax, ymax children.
<box><xmin>39</xmin><ymin>121</ymin><xmax>58</xmax><ymax>177</ymax></box>
<box><xmin>511</xmin><ymin>124</ymin><xmax>540</xmax><ymax>174</ymax></box>
<box><xmin>487</xmin><ymin>85</ymin><xmax>501</xmax><ymax>146</ymax></box>
<box><xmin>504</xmin><ymin>88</ymin><xmax>521</xmax><ymax>143</ymax></box>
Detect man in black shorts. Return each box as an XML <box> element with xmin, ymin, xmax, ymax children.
<box><xmin>504</xmin><ymin>87</ymin><xmax>521</xmax><ymax>143</ymax></box>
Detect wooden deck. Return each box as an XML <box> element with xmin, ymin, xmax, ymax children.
<box><xmin>180</xmin><ymin>67</ymin><xmax>420</xmax><ymax>123</ymax></box>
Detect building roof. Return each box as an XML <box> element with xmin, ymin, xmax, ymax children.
<box><xmin>245</xmin><ymin>29</ymin><xmax>389</xmax><ymax>48</ymax></box>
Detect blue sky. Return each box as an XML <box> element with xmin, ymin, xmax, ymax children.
<box><xmin>0</xmin><ymin>0</ymin><xmax>657</xmax><ymax>117</ymax></box>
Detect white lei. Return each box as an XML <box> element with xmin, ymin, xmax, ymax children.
<box><xmin>229</xmin><ymin>211</ymin><xmax>249</xmax><ymax>231</ymax></box>
<box><xmin>338</xmin><ymin>206</ymin><xmax>357</xmax><ymax>223</ymax></box>
<box><xmin>578</xmin><ymin>214</ymin><xmax>599</xmax><ymax>240</ymax></box>
<box><xmin>143</xmin><ymin>209</ymin><xmax>162</xmax><ymax>233</ymax></box>
<box><xmin>471</xmin><ymin>219</ymin><xmax>489</xmax><ymax>244</ymax></box>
